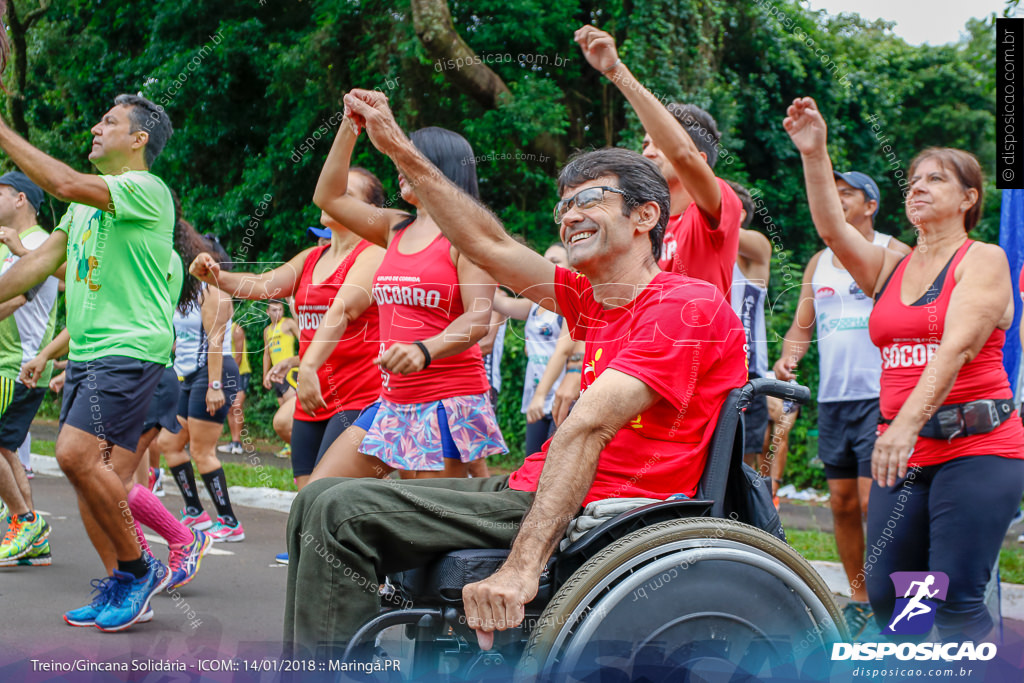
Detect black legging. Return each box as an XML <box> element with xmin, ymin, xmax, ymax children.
<box><xmin>525</xmin><ymin>415</ymin><xmax>556</xmax><ymax>456</ymax></box>
<box><xmin>865</xmin><ymin>455</ymin><xmax>1024</xmax><ymax>641</ymax></box>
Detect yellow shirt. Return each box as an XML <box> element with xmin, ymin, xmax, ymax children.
<box><xmin>267</xmin><ymin>320</ymin><xmax>297</xmax><ymax>366</ymax></box>
<box><xmin>233</xmin><ymin>323</ymin><xmax>252</xmax><ymax>375</ymax></box>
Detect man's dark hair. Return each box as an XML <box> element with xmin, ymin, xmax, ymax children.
<box><xmin>667</xmin><ymin>103</ymin><xmax>721</xmax><ymax>169</ymax></box>
<box><xmin>725</xmin><ymin>180</ymin><xmax>754</xmax><ymax>228</ymax></box>
<box><xmin>557</xmin><ymin>148</ymin><xmax>669</xmax><ymax>261</ymax></box>
<box><xmin>410</xmin><ymin>127</ymin><xmax>480</xmax><ymax>200</ymax></box>
<box><xmin>113</xmin><ymin>94</ymin><xmax>173</xmax><ymax>168</ymax></box>
<box><xmin>351</xmin><ymin>166</ymin><xmax>386</xmax><ymax>208</ymax></box>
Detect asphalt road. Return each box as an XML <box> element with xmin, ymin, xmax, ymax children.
<box><xmin>0</xmin><ymin>473</ymin><xmax>291</xmax><ymax>680</ymax></box>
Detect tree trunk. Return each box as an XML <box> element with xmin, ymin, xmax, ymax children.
<box><xmin>4</xmin><ymin>0</ymin><xmax>50</xmax><ymax>141</ymax></box>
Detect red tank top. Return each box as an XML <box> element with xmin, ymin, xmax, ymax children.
<box><xmin>371</xmin><ymin>226</ymin><xmax>489</xmax><ymax>403</ymax></box>
<box><xmin>293</xmin><ymin>242</ymin><xmax>381</xmax><ymax>421</ymax></box>
<box><xmin>869</xmin><ymin>240</ymin><xmax>1024</xmax><ymax>466</ymax></box>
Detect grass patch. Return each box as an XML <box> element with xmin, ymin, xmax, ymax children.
<box><xmin>32</xmin><ymin>439</ymin><xmax>56</xmax><ymax>457</ymax></box>
<box><xmin>999</xmin><ymin>547</ymin><xmax>1024</xmax><ymax>585</ymax></box>
<box><xmin>786</xmin><ymin>529</ymin><xmax>840</xmax><ymax>563</ymax></box>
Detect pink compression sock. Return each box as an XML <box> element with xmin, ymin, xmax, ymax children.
<box><xmin>128</xmin><ymin>484</ymin><xmax>193</xmax><ymax>547</ymax></box>
<box><xmin>133</xmin><ymin>518</ymin><xmax>153</xmax><ymax>557</ymax></box>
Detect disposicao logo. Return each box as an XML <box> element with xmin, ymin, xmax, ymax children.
<box><xmin>831</xmin><ymin>572</ymin><xmax>997</xmax><ymax>662</ymax></box>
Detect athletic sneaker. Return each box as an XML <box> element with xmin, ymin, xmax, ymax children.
<box><xmin>65</xmin><ymin>576</ymin><xmax>118</xmax><ymax>626</ymax></box>
<box><xmin>180</xmin><ymin>509</ymin><xmax>213</xmax><ymax>531</ymax></box>
<box><xmin>217</xmin><ymin>441</ymin><xmax>243</xmax><ymax>455</ymax></box>
<box><xmin>842</xmin><ymin>600</ymin><xmax>874</xmax><ymax>640</ymax></box>
<box><xmin>207</xmin><ymin>517</ymin><xmax>245</xmax><ymax>543</ymax></box>
<box><xmin>275</xmin><ymin>444</ymin><xmax>291</xmax><ymax>459</ymax></box>
<box><xmin>275</xmin><ymin>552</ymin><xmax>288</xmax><ymax>564</ymax></box>
<box><xmin>23</xmin><ymin>466</ymin><xmax>34</xmax><ymax>480</ymax></box>
<box><xmin>0</xmin><ymin>512</ymin><xmax>47</xmax><ymax>561</ymax></box>
<box><xmin>167</xmin><ymin>529</ymin><xmax>212</xmax><ymax>590</ymax></box>
<box><xmin>148</xmin><ymin>467</ymin><xmax>166</xmax><ymax>497</ymax></box>
<box><xmin>0</xmin><ymin>537</ymin><xmax>50</xmax><ymax>567</ymax></box>
<box><xmin>95</xmin><ymin>561</ymin><xmax>171</xmax><ymax>632</ymax></box>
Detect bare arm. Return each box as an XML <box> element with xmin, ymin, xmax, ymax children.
<box><xmin>296</xmin><ymin>245</ymin><xmax>383</xmax><ymax>414</ymax></box>
<box><xmin>342</xmin><ymin>89</ymin><xmax>560</xmax><ymax>307</ymax></box>
<box><xmin>873</xmin><ymin>244</ymin><xmax>1015</xmax><ymax>486</ymax></box>
<box><xmin>262</xmin><ymin>327</ymin><xmax>272</xmax><ymax>389</ymax></box>
<box><xmin>0</xmin><ymin>119</ymin><xmax>112</xmax><ymax>210</ymax></box>
<box><xmin>202</xmin><ymin>287</ymin><xmax>234</xmax><ymax>415</ymax></box>
<box><xmin>20</xmin><ymin>327</ymin><xmax>71</xmax><ymax>388</ymax></box>
<box><xmin>492</xmin><ymin>290</ymin><xmax>534</xmax><ymax>321</ymax></box>
<box><xmin>0</xmin><ymin>230</ymin><xmax>66</xmax><ymax>304</ymax></box>
<box><xmin>526</xmin><ymin>320</ymin><xmax>573</xmax><ymax>424</ymax></box>
<box><xmin>737</xmin><ymin>229</ymin><xmax>772</xmax><ymax>285</ymax></box>
<box><xmin>784</xmin><ymin>98</ymin><xmax>904</xmax><ymax>297</ymax></box>
<box><xmin>191</xmin><ymin>249</ymin><xmax>312</xmax><ymax>300</ymax></box>
<box><xmin>576</xmin><ymin>25</ymin><xmax>722</xmax><ymax>224</ymax></box>
<box><xmin>478</xmin><ymin>309</ymin><xmax>507</xmax><ymax>356</ymax></box>
<box><xmin>773</xmin><ymin>256</ymin><xmax>819</xmax><ymax>381</ymax></box>
<box><xmin>0</xmin><ymin>296</ymin><xmax>26</xmax><ymax>321</ymax></box>
<box><xmin>462</xmin><ymin>369</ymin><xmax>663</xmax><ymax>649</ymax></box>
<box><xmin>232</xmin><ymin>325</ymin><xmax>245</xmax><ymax>368</ymax></box>
<box><xmin>313</xmin><ymin>123</ymin><xmax>410</xmax><ymax>247</ymax></box>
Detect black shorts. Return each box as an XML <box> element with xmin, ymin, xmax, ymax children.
<box><xmin>818</xmin><ymin>398</ymin><xmax>879</xmax><ymax>479</ymax></box>
<box><xmin>272</xmin><ymin>380</ymin><xmax>293</xmax><ymax>397</ymax></box>
<box><xmin>291</xmin><ymin>409</ymin><xmax>362</xmax><ymax>477</ymax></box>
<box><xmin>177</xmin><ymin>358</ymin><xmax>241</xmax><ymax>424</ymax></box>
<box><xmin>742</xmin><ymin>393</ymin><xmax>769</xmax><ymax>455</ymax></box>
<box><xmin>59</xmin><ymin>356</ymin><xmax>165</xmax><ymax>452</ymax></box>
<box><xmin>142</xmin><ymin>367</ymin><xmax>182</xmax><ymax>434</ymax></box>
<box><xmin>238</xmin><ymin>373</ymin><xmax>250</xmax><ymax>394</ymax></box>
<box><xmin>0</xmin><ymin>382</ymin><xmax>46</xmax><ymax>452</ymax></box>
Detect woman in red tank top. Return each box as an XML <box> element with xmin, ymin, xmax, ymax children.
<box><xmin>305</xmin><ymin>121</ymin><xmax>506</xmax><ymax>483</ymax></box>
<box><xmin>190</xmin><ymin>169</ymin><xmax>386</xmax><ymax>493</ymax></box>
<box><xmin>786</xmin><ymin>97</ymin><xmax>1024</xmax><ymax>642</ymax></box>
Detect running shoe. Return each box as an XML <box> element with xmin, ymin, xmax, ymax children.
<box><xmin>167</xmin><ymin>529</ymin><xmax>212</xmax><ymax>590</ymax></box>
<box><xmin>207</xmin><ymin>517</ymin><xmax>245</xmax><ymax>543</ymax></box>
<box><xmin>217</xmin><ymin>441</ymin><xmax>243</xmax><ymax>455</ymax></box>
<box><xmin>0</xmin><ymin>500</ymin><xmax>6</xmax><ymax>520</ymax></box>
<box><xmin>64</xmin><ymin>576</ymin><xmax>118</xmax><ymax>626</ymax></box>
<box><xmin>23</xmin><ymin>466</ymin><xmax>34</xmax><ymax>480</ymax></box>
<box><xmin>153</xmin><ymin>468</ymin><xmax>165</xmax><ymax>497</ymax></box>
<box><xmin>0</xmin><ymin>512</ymin><xmax>47</xmax><ymax>561</ymax></box>
<box><xmin>842</xmin><ymin>600</ymin><xmax>874</xmax><ymax>640</ymax></box>
<box><xmin>275</xmin><ymin>552</ymin><xmax>288</xmax><ymax>564</ymax></box>
<box><xmin>180</xmin><ymin>509</ymin><xmax>213</xmax><ymax>531</ymax></box>
<box><xmin>95</xmin><ymin>561</ymin><xmax>171</xmax><ymax>632</ymax></box>
<box><xmin>275</xmin><ymin>444</ymin><xmax>291</xmax><ymax>459</ymax></box>
<box><xmin>0</xmin><ymin>537</ymin><xmax>50</xmax><ymax>567</ymax></box>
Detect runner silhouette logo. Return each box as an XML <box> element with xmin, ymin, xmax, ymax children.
<box><xmin>885</xmin><ymin>571</ymin><xmax>949</xmax><ymax>635</ymax></box>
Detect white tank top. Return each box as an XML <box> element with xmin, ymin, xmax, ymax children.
<box><xmin>730</xmin><ymin>263</ymin><xmax>768</xmax><ymax>378</ymax></box>
<box><xmin>812</xmin><ymin>231</ymin><xmax>892</xmax><ymax>402</ymax></box>
<box><xmin>172</xmin><ymin>288</ymin><xmax>233</xmax><ymax>377</ymax></box>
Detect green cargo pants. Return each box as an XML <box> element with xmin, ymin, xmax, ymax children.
<box><xmin>283</xmin><ymin>475</ymin><xmax>535</xmax><ymax>657</ymax></box>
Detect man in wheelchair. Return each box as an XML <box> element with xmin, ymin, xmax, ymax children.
<box><xmin>282</xmin><ymin>87</ymin><xmax>754</xmax><ymax>662</ymax></box>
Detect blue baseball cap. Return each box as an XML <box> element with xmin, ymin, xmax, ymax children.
<box><xmin>833</xmin><ymin>170</ymin><xmax>880</xmax><ymax>214</ymax></box>
<box><xmin>0</xmin><ymin>171</ymin><xmax>44</xmax><ymax>211</ymax></box>
<box><xmin>306</xmin><ymin>225</ymin><xmax>332</xmax><ymax>240</ymax></box>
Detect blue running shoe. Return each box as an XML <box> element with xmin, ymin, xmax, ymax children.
<box><xmin>168</xmin><ymin>529</ymin><xmax>211</xmax><ymax>590</ymax></box>
<box><xmin>64</xmin><ymin>576</ymin><xmax>118</xmax><ymax>627</ymax></box>
<box><xmin>275</xmin><ymin>552</ymin><xmax>288</xmax><ymax>565</ymax></box>
<box><xmin>95</xmin><ymin>561</ymin><xmax>171</xmax><ymax>632</ymax></box>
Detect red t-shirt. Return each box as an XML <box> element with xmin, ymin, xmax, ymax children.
<box><xmin>657</xmin><ymin>178</ymin><xmax>742</xmax><ymax>298</ymax></box>
<box><xmin>293</xmin><ymin>242</ymin><xmax>381</xmax><ymax>421</ymax></box>
<box><xmin>371</xmin><ymin>228</ymin><xmax>490</xmax><ymax>403</ymax></box>
<box><xmin>507</xmin><ymin>267</ymin><xmax>748</xmax><ymax>505</ymax></box>
<box><xmin>869</xmin><ymin>240</ymin><xmax>1024</xmax><ymax>466</ymax></box>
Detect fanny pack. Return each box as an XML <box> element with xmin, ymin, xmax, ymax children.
<box><xmin>879</xmin><ymin>399</ymin><xmax>1016</xmax><ymax>440</ymax></box>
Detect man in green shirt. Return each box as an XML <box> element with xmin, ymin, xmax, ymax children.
<box><xmin>0</xmin><ymin>94</ymin><xmax>176</xmax><ymax>632</ymax></box>
<box><xmin>0</xmin><ymin>171</ymin><xmax>57</xmax><ymax>568</ymax></box>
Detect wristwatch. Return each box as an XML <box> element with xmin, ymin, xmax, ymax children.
<box><xmin>209</xmin><ymin>380</ymin><xmax>222</xmax><ymax>390</ymax></box>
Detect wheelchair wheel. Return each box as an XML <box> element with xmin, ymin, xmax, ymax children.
<box><xmin>518</xmin><ymin>518</ymin><xmax>847</xmax><ymax>682</ymax></box>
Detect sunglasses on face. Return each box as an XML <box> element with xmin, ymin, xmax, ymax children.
<box><xmin>553</xmin><ymin>186</ymin><xmax>628</xmax><ymax>224</ymax></box>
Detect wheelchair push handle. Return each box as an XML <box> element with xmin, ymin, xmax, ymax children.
<box><xmin>746</xmin><ymin>377</ymin><xmax>811</xmax><ymax>406</ymax></box>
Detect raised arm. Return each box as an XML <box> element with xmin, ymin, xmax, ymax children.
<box><xmin>873</xmin><ymin>244</ymin><xmax>1015</xmax><ymax>486</ymax></box>
<box><xmin>313</xmin><ymin>123</ymin><xmax>409</xmax><ymax>247</ymax></box>
<box><xmin>0</xmin><ymin>119</ymin><xmax>111</xmax><ymax>210</ymax></box>
<box><xmin>0</xmin><ymin>230</ymin><xmax>66</xmax><ymax>304</ymax></box>
<box><xmin>773</xmin><ymin>255</ymin><xmax>819</xmax><ymax>381</ymax></box>
<box><xmin>462</xmin><ymin>368</ymin><xmax>662</xmax><ymax>649</ymax></box>
<box><xmin>342</xmin><ymin>89</ymin><xmax>559</xmax><ymax>307</ymax></box>
<box><xmin>575</xmin><ymin>25</ymin><xmax>723</xmax><ymax>224</ymax></box>
<box><xmin>783</xmin><ymin>98</ymin><xmax>904</xmax><ymax>297</ymax></box>
<box><xmin>191</xmin><ymin>249</ymin><xmax>312</xmax><ymax>301</ymax></box>
<box><xmin>295</xmin><ymin>245</ymin><xmax>383</xmax><ymax>414</ymax></box>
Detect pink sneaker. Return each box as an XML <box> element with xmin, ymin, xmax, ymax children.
<box><xmin>206</xmin><ymin>517</ymin><xmax>245</xmax><ymax>543</ymax></box>
<box><xmin>180</xmin><ymin>510</ymin><xmax>213</xmax><ymax>531</ymax></box>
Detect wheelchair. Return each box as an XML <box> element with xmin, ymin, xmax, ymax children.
<box><xmin>340</xmin><ymin>378</ymin><xmax>848</xmax><ymax>681</ymax></box>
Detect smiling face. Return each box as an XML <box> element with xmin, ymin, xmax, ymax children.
<box><xmin>905</xmin><ymin>157</ymin><xmax>978</xmax><ymax>228</ymax></box>
<box><xmin>836</xmin><ymin>179</ymin><xmax>875</xmax><ymax>228</ymax></box>
<box><xmin>557</xmin><ymin>176</ymin><xmax>636</xmax><ymax>273</ymax></box>
<box><xmin>89</xmin><ymin>105</ymin><xmax>145</xmax><ymax>173</ymax></box>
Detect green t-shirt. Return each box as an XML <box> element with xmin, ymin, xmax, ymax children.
<box><xmin>55</xmin><ymin>171</ymin><xmax>175</xmax><ymax>364</ymax></box>
<box><xmin>0</xmin><ymin>225</ymin><xmax>58</xmax><ymax>382</ymax></box>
